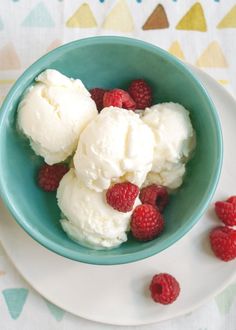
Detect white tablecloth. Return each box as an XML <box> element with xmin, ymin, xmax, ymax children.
<box><xmin>0</xmin><ymin>1</ymin><xmax>236</xmax><ymax>329</ymax></box>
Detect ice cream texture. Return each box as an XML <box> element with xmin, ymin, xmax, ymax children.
<box><xmin>57</xmin><ymin>169</ymin><xmax>141</xmax><ymax>249</ymax></box>
<box><xmin>17</xmin><ymin>69</ymin><xmax>98</xmax><ymax>164</ymax></box>
<box><xmin>74</xmin><ymin>107</ymin><xmax>155</xmax><ymax>192</ymax></box>
<box><xmin>142</xmin><ymin>102</ymin><xmax>195</xmax><ymax>189</ymax></box>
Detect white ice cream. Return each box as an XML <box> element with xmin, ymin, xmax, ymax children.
<box><xmin>57</xmin><ymin>169</ymin><xmax>140</xmax><ymax>249</ymax></box>
<box><xmin>142</xmin><ymin>103</ymin><xmax>195</xmax><ymax>189</ymax></box>
<box><xmin>17</xmin><ymin>69</ymin><xmax>97</xmax><ymax>164</ymax></box>
<box><xmin>74</xmin><ymin>107</ymin><xmax>155</xmax><ymax>192</ymax></box>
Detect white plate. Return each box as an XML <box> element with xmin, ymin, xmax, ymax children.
<box><xmin>0</xmin><ymin>67</ymin><xmax>236</xmax><ymax>326</ymax></box>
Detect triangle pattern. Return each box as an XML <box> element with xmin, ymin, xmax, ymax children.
<box><xmin>0</xmin><ymin>79</ymin><xmax>15</xmax><ymax>84</ymax></box>
<box><xmin>0</xmin><ymin>44</ymin><xmax>21</xmax><ymax>70</ymax></box>
<box><xmin>2</xmin><ymin>288</ymin><xmax>29</xmax><ymax>320</ymax></box>
<box><xmin>0</xmin><ymin>243</ymin><xmax>5</xmax><ymax>255</ymax></box>
<box><xmin>217</xmin><ymin>5</ymin><xmax>236</xmax><ymax>29</ymax></box>
<box><xmin>196</xmin><ymin>41</ymin><xmax>228</xmax><ymax>68</ymax></box>
<box><xmin>176</xmin><ymin>2</ymin><xmax>207</xmax><ymax>32</ymax></box>
<box><xmin>215</xmin><ymin>284</ymin><xmax>236</xmax><ymax>314</ymax></box>
<box><xmin>0</xmin><ymin>95</ymin><xmax>6</xmax><ymax>106</ymax></box>
<box><xmin>66</xmin><ymin>3</ymin><xmax>97</xmax><ymax>28</ymax></box>
<box><xmin>102</xmin><ymin>0</ymin><xmax>134</xmax><ymax>32</ymax></box>
<box><xmin>217</xmin><ymin>80</ymin><xmax>229</xmax><ymax>85</ymax></box>
<box><xmin>143</xmin><ymin>4</ymin><xmax>169</xmax><ymax>30</ymax></box>
<box><xmin>168</xmin><ymin>41</ymin><xmax>185</xmax><ymax>60</ymax></box>
<box><xmin>22</xmin><ymin>2</ymin><xmax>55</xmax><ymax>28</ymax></box>
<box><xmin>0</xmin><ymin>17</ymin><xmax>3</xmax><ymax>30</ymax></box>
<box><xmin>47</xmin><ymin>39</ymin><xmax>62</xmax><ymax>52</ymax></box>
<box><xmin>45</xmin><ymin>300</ymin><xmax>65</xmax><ymax>321</ymax></box>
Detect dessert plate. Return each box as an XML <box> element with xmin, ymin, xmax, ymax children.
<box><xmin>0</xmin><ymin>67</ymin><xmax>236</xmax><ymax>326</ymax></box>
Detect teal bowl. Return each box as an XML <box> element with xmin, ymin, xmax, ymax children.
<box><xmin>0</xmin><ymin>37</ymin><xmax>223</xmax><ymax>265</ymax></box>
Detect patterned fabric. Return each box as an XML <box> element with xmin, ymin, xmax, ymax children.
<box><xmin>0</xmin><ymin>0</ymin><xmax>236</xmax><ymax>329</ymax></box>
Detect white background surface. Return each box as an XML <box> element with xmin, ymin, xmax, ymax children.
<box><xmin>0</xmin><ymin>1</ymin><xmax>236</xmax><ymax>329</ymax></box>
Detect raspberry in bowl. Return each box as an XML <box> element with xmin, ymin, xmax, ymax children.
<box><xmin>0</xmin><ymin>37</ymin><xmax>222</xmax><ymax>264</ymax></box>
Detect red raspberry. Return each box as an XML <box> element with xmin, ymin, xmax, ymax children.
<box><xmin>131</xmin><ymin>204</ymin><xmax>164</xmax><ymax>241</ymax></box>
<box><xmin>140</xmin><ymin>184</ymin><xmax>169</xmax><ymax>212</ymax></box>
<box><xmin>149</xmin><ymin>273</ymin><xmax>180</xmax><ymax>304</ymax></box>
<box><xmin>103</xmin><ymin>89</ymin><xmax>136</xmax><ymax>110</ymax></box>
<box><xmin>210</xmin><ymin>226</ymin><xmax>236</xmax><ymax>261</ymax></box>
<box><xmin>227</xmin><ymin>196</ymin><xmax>236</xmax><ymax>204</ymax></box>
<box><xmin>38</xmin><ymin>163</ymin><xmax>69</xmax><ymax>192</ymax></box>
<box><xmin>215</xmin><ymin>196</ymin><xmax>236</xmax><ymax>226</ymax></box>
<box><xmin>89</xmin><ymin>88</ymin><xmax>107</xmax><ymax>112</ymax></box>
<box><xmin>128</xmin><ymin>79</ymin><xmax>152</xmax><ymax>109</ymax></box>
<box><xmin>106</xmin><ymin>182</ymin><xmax>139</xmax><ymax>212</ymax></box>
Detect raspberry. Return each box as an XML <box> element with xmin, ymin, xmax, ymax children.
<box><xmin>215</xmin><ymin>196</ymin><xmax>236</xmax><ymax>226</ymax></box>
<box><xmin>103</xmin><ymin>89</ymin><xmax>136</xmax><ymax>110</ymax></box>
<box><xmin>38</xmin><ymin>163</ymin><xmax>69</xmax><ymax>192</ymax></box>
<box><xmin>149</xmin><ymin>273</ymin><xmax>180</xmax><ymax>304</ymax></box>
<box><xmin>227</xmin><ymin>196</ymin><xmax>236</xmax><ymax>204</ymax></box>
<box><xmin>128</xmin><ymin>79</ymin><xmax>152</xmax><ymax>109</ymax></box>
<box><xmin>131</xmin><ymin>204</ymin><xmax>164</xmax><ymax>241</ymax></box>
<box><xmin>89</xmin><ymin>88</ymin><xmax>107</xmax><ymax>112</ymax></box>
<box><xmin>106</xmin><ymin>182</ymin><xmax>139</xmax><ymax>212</ymax></box>
<box><xmin>210</xmin><ymin>226</ymin><xmax>236</xmax><ymax>261</ymax></box>
<box><xmin>140</xmin><ymin>184</ymin><xmax>169</xmax><ymax>212</ymax></box>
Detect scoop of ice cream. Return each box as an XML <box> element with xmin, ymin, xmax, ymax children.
<box><xmin>142</xmin><ymin>102</ymin><xmax>195</xmax><ymax>189</ymax></box>
<box><xmin>57</xmin><ymin>169</ymin><xmax>140</xmax><ymax>249</ymax></box>
<box><xmin>144</xmin><ymin>163</ymin><xmax>186</xmax><ymax>189</ymax></box>
<box><xmin>17</xmin><ymin>69</ymin><xmax>98</xmax><ymax>164</ymax></box>
<box><xmin>74</xmin><ymin>107</ymin><xmax>155</xmax><ymax>192</ymax></box>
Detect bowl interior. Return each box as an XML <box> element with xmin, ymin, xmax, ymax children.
<box><xmin>0</xmin><ymin>37</ymin><xmax>222</xmax><ymax>264</ymax></box>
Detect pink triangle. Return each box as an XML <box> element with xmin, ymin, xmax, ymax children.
<box><xmin>47</xmin><ymin>39</ymin><xmax>62</xmax><ymax>52</ymax></box>
<box><xmin>0</xmin><ymin>43</ymin><xmax>21</xmax><ymax>70</ymax></box>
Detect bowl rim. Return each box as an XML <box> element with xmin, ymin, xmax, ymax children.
<box><xmin>0</xmin><ymin>36</ymin><xmax>223</xmax><ymax>265</ymax></box>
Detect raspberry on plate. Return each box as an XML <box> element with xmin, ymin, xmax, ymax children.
<box><xmin>106</xmin><ymin>182</ymin><xmax>139</xmax><ymax>213</ymax></box>
<box><xmin>38</xmin><ymin>163</ymin><xmax>69</xmax><ymax>192</ymax></box>
<box><xmin>210</xmin><ymin>226</ymin><xmax>236</xmax><ymax>261</ymax></box>
<box><xmin>128</xmin><ymin>79</ymin><xmax>152</xmax><ymax>109</ymax></box>
<box><xmin>89</xmin><ymin>88</ymin><xmax>107</xmax><ymax>112</ymax></box>
<box><xmin>149</xmin><ymin>273</ymin><xmax>180</xmax><ymax>304</ymax></box>
<box><xmin>140</xmin><ymin>184</ymin><xmax>169</xmax><ymax>212</ymax></box>
<box><xmin>103</xmin><ymin>89</ymin><xmax>136</xmax><ymax>110</ymax></box>
<box><xmin>131</xmin><ymin>204</ymin><xmax>164</xmax><ymax>241</ymax></box>
<box><xmin>226</xmin><ymin>196</ymin><xmax>236</xmax><ymax>204</ymax></box>
<box><xmin>215</xmin><ymin>196</ymin><xmax>236</xmax><ymax>226</ymax></box>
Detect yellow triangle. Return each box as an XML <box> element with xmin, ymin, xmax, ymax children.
<box><xmin>0</xmin><ymin>43</ymin><xmax>21</xmax><ymax>70</ymax></box>
<box><xmin>168</xmin><ymin>41</ymin><xmax>185</xmax><ymax>60</ymax></box>
<box><xmin>176</xmin><ymin>2</ymin><xmax>207</xmax><ymax>32</ymax></box>
<box><xmin>217</xmin><ymin>5</ymin><xmax>236</xmax><ymax>29</ymax></box>
<box><xmin>102</xmin><ymin>0</ymin><xmax>134</xmax><ymax>32</ymax></box>
<box><xmin>0</xmin><ymin>79</ymin><xmax>15</xmax><ymax>84</ymax></box>
<box><xmin>196</xmin><ymin>41</ymin><xmax>228</xmax><ymax>68</ymax></box>
<box><xmin>66</xmin><ymin>3</ymin><xmax>97</xmax><ymax>28</ymax></box>
<box><xmin>217</xmin><ymin>80</ymin><xmax>229</xmax><ymax>85</ymax></box>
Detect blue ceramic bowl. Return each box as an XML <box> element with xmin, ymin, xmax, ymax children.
<box><xmin>0</xmin><ymin>37</ymin><xmax>223</xmax><ymax>265</ymax></box>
